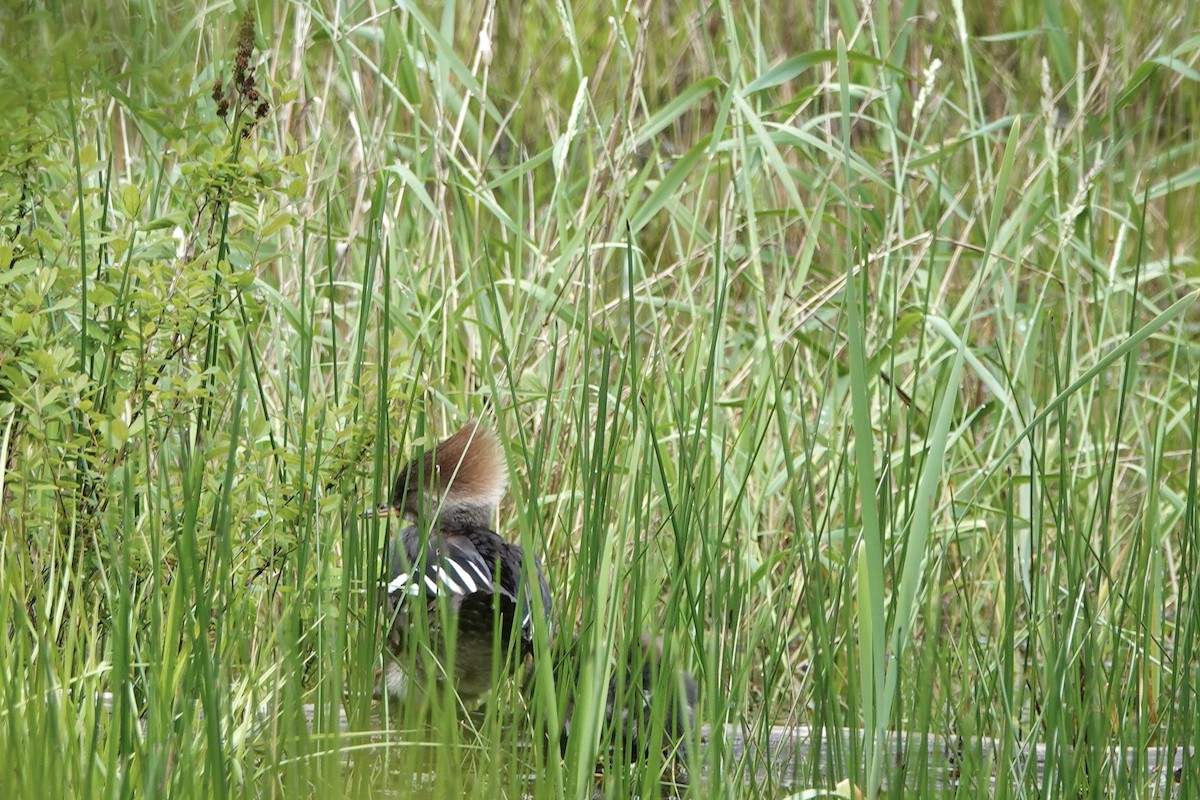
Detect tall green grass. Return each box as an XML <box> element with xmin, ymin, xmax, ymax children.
<box><xmin>2</xmin><ymin>0</ymin><xmax>1199</xmax><ymax>798</ymax></box>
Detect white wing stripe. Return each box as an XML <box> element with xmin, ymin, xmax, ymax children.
<box><xmin>465</xmin><ymin>560</ymin><xmax>491</xmax><ymax>587</ymax></box>
<box><xmin>435</xmin><ymin>565</ymin><xmax>463</xmax><ymax>595</ymax></box>
<box><xmin>385</xmin><ymin>563</ymin><xmax>488</xmax><ymax>599</ymax></box>
<box><xmin>445</xmin><ymin>560</ymin><xmax>479</xmax><ymax>593</ymax></box>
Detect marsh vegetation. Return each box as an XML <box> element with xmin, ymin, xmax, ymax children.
<box><xmin>1</xmin><ymin>1</ymin><xmax>1199</xmax><ymax>797</ymax></box>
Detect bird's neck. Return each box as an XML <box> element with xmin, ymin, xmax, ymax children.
<box><xmin>433</xmin><ymin>500</ymin><xmax>495</xmax><ymax>532</ymax></box>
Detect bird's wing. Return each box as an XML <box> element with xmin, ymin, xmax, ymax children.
<box><xmin>518</xmin><ymin>550</ymin><xmax>553</xmax><ymax>644</ymax></box>
<box><xmin>460</xmin><ymin>534</ymin><xmax>549</xmax><ymax>642</ymax></box>
<box><xmin>384</xmin><ymin>526</ymin><xmax>501</xmax><ymax>605</ymax></box>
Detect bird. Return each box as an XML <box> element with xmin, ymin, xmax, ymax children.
<box><xmin>369</xmin><ymin>420</ymin><xmax>553</xmax><ymax>706</ymax></box>
<box><xmin>559</xmin><ymin>634</ymin><xmax>698</xmax><ymax>791</ymax></box>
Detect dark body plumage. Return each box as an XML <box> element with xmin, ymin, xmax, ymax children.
<box><xmin>376</xmin><ymin>421</ymin><xmax>552</xmax><ymax>704</ymax></box>
<box><xmin>560</xmin><ymin>635</ymin><xmax>698</xmax><ymax>787</ymax></box>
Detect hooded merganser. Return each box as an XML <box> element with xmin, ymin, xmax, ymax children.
<box><xmin>371</xmin><ymin>420</ymin><xmax>553</xmax><ymax>705</ymax></box>
<box><xmin>561</xmin><ymin>634</ymin><xmax>698</xmax><ymax>787</ymax></box>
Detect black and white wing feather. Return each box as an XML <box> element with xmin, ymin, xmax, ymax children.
<box><xmin>379</xmin><ymin>523</ymin><xmax>553</xmax><ymax>703</ymax></box>
<box><xmin>384</xmin><ymin>526</ymin><xmax>512</xmax><ymax>607</ymax></box>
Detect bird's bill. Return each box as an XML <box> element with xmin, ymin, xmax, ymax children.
<box><xmin>361</xmin><ymin>503</ymin><xmax>398</xmax><ymax>519</ymax></box>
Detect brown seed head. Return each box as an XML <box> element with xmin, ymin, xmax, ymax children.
<box><xmin>236</xmin><ymin>9</ymin><xmax>256</xmax><ymax>62</ymax></box>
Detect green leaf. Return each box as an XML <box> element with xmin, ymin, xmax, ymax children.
<box><xmin>984</xmin><ymin>291</ymin><xmax>1198</xmax><ymax>481</ymax></box>
<box><xmin>744</xmin><ymin>48</ymin><xmax>912</xmax><ymax>94</ymax></box>
<box><xmin>383</xmin><ymin>163</ymin><xmax>437</xmax><ymax>217</ymax></box>
<box><xmin>1116</xmin><ymin>55</ymin><xmax>1200</xmax><ymax>110</ymax></box>
<box><xmin>628</xmin><ymin>137</ymin><xmax>709</xmax><ymax>233</ymax></box>
<box><xmin>745</xmin><ymin>50</ymin><xmax>839</xmax><ymax>93</ymax></box>
<box><xmin>634</xmin><ymin>76</ymin><xmax>722</xmax><ymax>145</ymax></box>
<box><xmin>120</xmin><ymin>183</ymin><xmax>141</xmax><ymax>218</ymax></box>
<box><xmin>144</xmin><ymin>213</ymin><xmax>185</xmax><ymax>231</ymax></box>
<box><xmin>89</xmin><ymin>283</ymin><xmax>116</xmax><ymax>306</ymax></box>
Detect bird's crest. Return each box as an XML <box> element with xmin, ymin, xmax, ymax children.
<box><xmin>389</xmin><ymin>420</ymin><xmax>508</xmax><ymax>518</ymax></box>
<box><xmin>427</xmin><ymin>420</ymin><xmax>508</xmax><ymax>507</ymax></box>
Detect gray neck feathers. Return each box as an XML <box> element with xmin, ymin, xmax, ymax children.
<box><xmin>436</xmin><ymin>500</ymin><xmax>495</xmax><ymax>531</ymax></box>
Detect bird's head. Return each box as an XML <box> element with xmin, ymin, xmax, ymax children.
<box><xmin>373</xmin><ymin>420</ymin><xmax>508</xmax><ymax>529</ymax></box>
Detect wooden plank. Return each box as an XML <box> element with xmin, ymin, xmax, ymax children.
<box><xmin>94</xmin><ymin>694</ymin><xmax>1189</xmax><ymax>794</ymax></box>
<box><xmin>712</xmin><ymin>722</ymin><xmax>1187</xmax><ymax>794</ymax></box>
